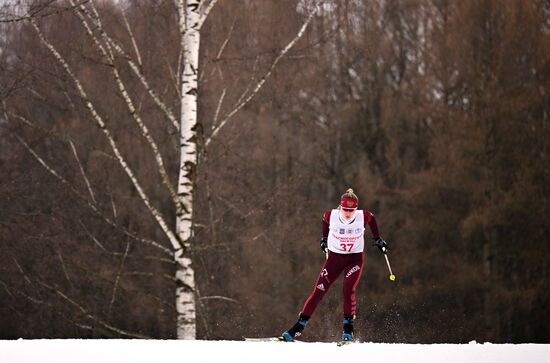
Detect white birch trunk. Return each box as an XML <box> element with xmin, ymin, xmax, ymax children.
<box><xmin>175</xmin><ymin>0</ymin><xmax>201</xmax><ymax>340</ymax></box>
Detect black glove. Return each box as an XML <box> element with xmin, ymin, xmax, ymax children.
<box><xmin>373</xmin><ymin>237</ymin><xmax>388</xmax><ymax>254</ymax></box>
<box><xmin>320</xmin><ymin>236</ymin><xmax>328</xmax><ymax>254</ymax></box>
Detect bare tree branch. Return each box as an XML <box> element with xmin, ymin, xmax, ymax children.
<box><xmin>78</xmin><ymin>218</ymin><xmax>171</xmax><ymax>256</ymax></box>
<box><xmin>69</xmin><ymin>139</ymin><xmax>97</xmax><ymax>204</ymax></box>
<box><xmin>37</xmin><ymin>280</ymin><xmax>152</xmax><ymax>339</ymax></box>
<box><xmin>121</xmin><ymin>8</ymin><xmax>142</xmax><ymax>68</ymax></box>
<box><xmin>108</xmin><ymin>240</ymin><xmax>130</xmax><ymax>319</ymax></box>
<box><xmin>5</xmin><ymin>117</ymin><xmax>172</xmax><ymax>255</ymax></box>
<box><xmin>95</xmin><ymin>3</ymin><xmax>179</xmax><ymax>128</ymax></box>
<box><xmin>198</xmin><ymin>0</ymin><xmax>219</xmax><ymax>29</ymax></box>
<box><xmin>0</xmin><ymin>0</ymin><xmax>87</xmax><ymax>24</ymax></box>
<box><xmin>200</xmin><ymin>17</ymin><xmax>235</xmax><ymax>83</ymax></box>
<box><xmin>0</xmin><ymin>279</ymin><xmax>44</xmax><ymax>304</ymax></box>
<box><xmin>205</xmin><ymin>0</ymin><xmax>322</xmax><ymax>147</ymax></box>
<box><xmin>211</xmin><ymin>88</ymin><xmax>227</xmax><ymax>132</ymax></box>
<box><xmin>55</xmin><ymin>247</ymin><xmax>72</xmax><ymax>287</ymax></box>
<box><xmin>199</xmin><ymin>295</ymin><xmax>240</xmax><ymax>304</ymax></box>
<box><xmin>0</xmin><ymin>279</ymin><xmax>14</xmax><ymax>298</ymax></box>
<box><xmin>78</xmin><ymin>220</ymin><xmax>175</xmax><ymax>265</ymax></box>
<box><xmin>233</xmin><ymin>56</ymin><xmax>261</xmax><ymax>106</ymax></box>
<box><xmin>73</xmin><ymin>1</ymin><xmax>181</xmax><ymax>133</ymax></box>
<box><xmin>79</xmin><ymin>220</ymin><xmax>108</xmax><ymax>251</ymax></box>
<box><xmin>29</xmin><ymin>18</ymin><xmax>182</xmax><ymax>252</ymax></box>
<box><xmin>70</xmin><ymin>1</ymin><xmax>182</xmax><ymax>216</ymax></box>
<box><xmin>12</xmin><ymin>257</ymin><xmax>31</xmax><ymax>285</ymax></box>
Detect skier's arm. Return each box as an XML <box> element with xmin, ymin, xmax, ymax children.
<box><xmin>322</xmin><ymin>211</ymin><xmax>331</xmax><ymax>238</ymax></box>
<box><xmin>365</xmin><ymin>212</ymin><xmax>388</xmax><ymax>253</ymax></box>
<box><xmin>367</xmin><ymin>214</ymin><xmax>380</xmax><ymax>239</ymax></box>
<box><xmin>320</xmin><ymin>211</ymin><xmax>331</xmax><ymax>253</ymax></box>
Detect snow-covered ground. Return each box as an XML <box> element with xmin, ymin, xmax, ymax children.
<box><xmin>1</xmin><ymin>339</ymin><xmax>549</xmax><ymax>363</ymax></box>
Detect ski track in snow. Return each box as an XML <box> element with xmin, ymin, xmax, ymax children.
<box><xmin>0</xmin><ymin>339</ymin><xmax>548</xmax><ymax>363</ymax></box>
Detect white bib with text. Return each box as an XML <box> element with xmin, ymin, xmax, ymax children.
<box><xmin>327</xmin><ymin>209</ymin><xmax>365</xmax><ymax>254</ymax></box>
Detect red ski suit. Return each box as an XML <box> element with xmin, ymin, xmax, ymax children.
<box><xmin>301</xmin><ymin>210</ymin><xmax>379</xmax><ymax>317</ymax></box>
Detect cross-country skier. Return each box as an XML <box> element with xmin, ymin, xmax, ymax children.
<box><xmin>278</xmin><ymin>188</ymin><xmax>388</xmax><ymax>343</ymax></box>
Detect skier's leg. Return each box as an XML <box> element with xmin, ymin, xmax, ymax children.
<box><xmin>301</xmin><ymin>251</ymin><xmax>344</xmax><ymax>317</ymax></box>
<box><xmin>342</xmin><ymin>253</ymin><xmax>364</xmax><ymax>317</ymax></box>
<box><xmin>341</xmin><ymin>253</ymin><xmax>364</xmax><ymax>340</ymax></box>
<box><xmin>280</xmin><ymin>252</ymin><xmax>345</xmax><ymax>341</ymax></box>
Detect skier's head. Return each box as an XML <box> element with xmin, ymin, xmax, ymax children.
<box><xmin>340</xmin><ymin>188</ymin><xmax>358</xmax><ymax>212</ymax></box>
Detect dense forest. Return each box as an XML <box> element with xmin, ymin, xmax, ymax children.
<box><xmin>0</xmin><ymin>0</ymin><xmax>548</xmax><ymax>343</ymax></box>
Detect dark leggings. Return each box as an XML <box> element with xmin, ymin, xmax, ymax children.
<box><xmin>301</xmin><ymin>251</ymin><xmax>364</xmax><ymax>317</ymax></box>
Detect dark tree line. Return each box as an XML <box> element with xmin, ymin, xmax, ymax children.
<box><xmin>1</xmin><ymin>0</ymin><xmax>548</xmax><ymax>342</ymax></box>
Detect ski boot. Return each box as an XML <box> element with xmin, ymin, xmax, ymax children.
<box><xmin>278</xmin><ymin>314</ymin><xmax>309</xmax><ymax>342</ymax></box>
<box><xmin>338</xmin><ymin>315</ymin><xmax>355</xmax><ymax>345</ymax></box>
<box><xmin>341</xmin><ymin>332</ymin><xmax>353</xmax><ymax>341</ymax></box>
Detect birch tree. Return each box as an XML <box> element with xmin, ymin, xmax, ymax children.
<box><xmin>162</xmin><ymin>0</ymin><xmax>322</xmax><ymax>340</ymax></box>
<box><xmin>1</xmin><ymin>0</ymin><xmax>322</xmax><ymax>339</ymax></box>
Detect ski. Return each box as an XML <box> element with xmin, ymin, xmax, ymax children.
<box><xmin>245</xmin><ymin>337</ymin><xmax>351</xmax><ymax>345</ymax></box>
<box><xmin>244</xmin><ymin>337</ymin><xmax>304</xmax><ymax>343</ymax></box>
<box><xmin>244</xmin><ymin>337</ymin><xmax>281</xmax><ymax>342</ymax></box>
<box><xmin>336</xmin><ymin>340</ymin><xmax>354</xmax><ymax>346</ymax></box>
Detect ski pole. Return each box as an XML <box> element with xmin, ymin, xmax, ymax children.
<box><xmin>384</xmin><ymin>253</ymin><xmax>396</xmax><ymax>281</ymax></box>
